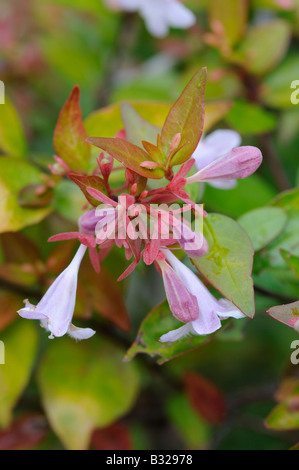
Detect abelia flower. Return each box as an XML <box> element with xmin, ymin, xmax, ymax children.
<box><xmin>187</xmin><ymin>130</ymin><xmax>262</xmax><ymax>190</ymax></box>
<box><xmin>107</xmin><ymin>0</ymin><xmax>196</xmax><ymax>37</ymax></box>
<box><xmin>159</xmin><ymin>250</ymin><xmax>245</xmax><ymax>343</ymax></box>
<box><xmin>156</xmin><ymin>255</ymin><xmax>200</xmax><ymax>323</ymax></box>
<box><xmin>18</xmin><ymin>244</ymin><xmax>95</xmax><ymax>340</ymax></box>
<box><xmin>191</xmin><ymin>129</ymin><xmax>241</xmax><ymax>189</ymax></box>
<box><xmin>186</xmin><ymin>146</ymin><xmax>262</xmax><ymax>189</ymax></box>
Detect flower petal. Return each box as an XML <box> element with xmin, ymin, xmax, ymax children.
<box><xmin>165</xmin><ymin>1</ymin><xmax>196</xmax><ymax>29</ymax></box>
<box><xmin>159</xmin><ymin>322</ymin><xmax>195</xmax><ymax>343</ymax></box>
<box><xmin>193</xmin><ymin>130</ymin><xmax>241</xmax><ymax>171</ymax></box>
<box><xmin>187</xmin><ymin>146</ymin><xmax>262</xmax><ymax>184</ymax></box>
<box><xmin>208</xmin><ymin>179</ymin><xmax>237</xmax><ymax>190</ymax></box>
<box><xmin>67</xmin><ymin>323</ymin><xmax>96</xmax><ymax>340</ymax></box>
<box><xmin>216</xmin><ymin>299</ymin><xmax>246</xmax><ymax>320</ymax></box>
<box><xmin>159</xmin><ymin>259</ymin><xmax>199</xmax><ymax>323</ymax></box>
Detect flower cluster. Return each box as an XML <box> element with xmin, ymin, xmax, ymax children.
<box><xmin>18</xmin><ymin>113</ymin><xmax>262</xmax><ymax>342</ymax></box>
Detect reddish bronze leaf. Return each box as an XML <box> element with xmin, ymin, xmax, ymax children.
<box><xmin>87</xmin><ymin>137</ymin><xmax>165</xmax><ymax>179</ymax></box>
<box><xmin>0</xmin><ymin>232</ymin><xmax>40</xmax><ymax>264</ymax></box>
<box><xmin>0</xmin><ymin>291</ymin><xmax>24</xmax><ymax>331</ymax></box>
<box><xmin>53</xmin><ymin>85</ymin><xmax>91</xmax><ymax>172</ymax></box>
<box><xmin>68</xmin><ymin>173</ymin><xmax>107</xmax><ymax>207</ymax></box>
<box><xmin>183</xmin><ymin>372</ymin><xmax>227</xmax><ymax>424</ymax></box>
<box><xmin>0</xmin><ymin>414</ymin><xmax>48</xmax><ymax>450</ymax></box>
<box><xmin>90</xmin><ymin>422</ymin><xmax>132</xmax><ymax>450</ymax></box>
<box><xmin>46</xmin><ymin>240</ymin><xmax>77</xmax><ymax>275</ymax></box>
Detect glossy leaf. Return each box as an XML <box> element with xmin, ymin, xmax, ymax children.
<box><xmin>121</xmin><ymin>102</ymin><xmax>161</xmax><ymax>152</ymax></box>
<box><xmin>192</xmin><ymin>213</ymin><xmax>255</xmax><ymax>318</ymax></box>
<box><xmin>225</xmin><ymin>100</ymin><xmax>277</xmax><ymax>135</ymax></box>
<box><xmin>53</xmin><ymin>85</ymin><xmax>91</xmax><ymax>172</ymax></box>
<box><xmin>0</xmin><ymin>291</ymin><xmax>23</xmax><ymax>332</ymax></box>
<box><xmin>0</xmin><ymin>263</ymin><xmax>38</xmax><ymax>287</ymax></box>
<box><xmin>209</xmin><ymin>0</ymin><xmax>248</xmax><ymax>48</ymax></box>
<box><xmin>0</xmin><ymin>232</ymin><xmax>40</xmax><ymax>264</ymax></box>
<box><xmin>183</xmin><ymin>372</ymin><xmax>227</xmax><ymax>424</ymax></box>
<box><xmin>86</xmin><ymin>137</ymin><xmax>165</xmax><ymax>179</ymax></box>
<box><xmin>231</xmin><ymin>19</ymin><xmax>291</xmax><ymax>75</ymax></box>
<box><xmin>0</xmin><ymin>414</ymin><xmax>48</xmax><ymax>450</ymax></box>
<box><xmin>124</xmin><ymin>301</ymin><xmax>225</xmax><ymax>365</ymax></box>
<box><xmin>280</xmin><ymin>249</ymin><xmax>299</xmax><ymax>279</ymax></box>
<box><xmin>266</xmin><ymin>381</ymin><xmax>299</xmax><ymax>430</ymax></box>
<box><xmin>68</xmin><ymin>173</ymin><xmax>107</xmax><ymax>207</ymax></box>
<box><xmin>261</xmin><ymin>54</ymin><xmax>299</xmax><ymax>109</ymax></box>
<box><xmin>0</xmin><ymin>98</ymin><xmax>27</xmax><ymax>157</ymax></box>
<box><xmin>238</xmin><ymin>207</ymin><xmax>287</xmax><ymax>251</ymax></box>
<box><xmin>0</xmin><ymin>157</ymin><xmax>52</xmax><ymax>233</ymax></box>
<box><xmin>166</xmin><ymin>393</ymin><xmax>211</xmax><ymax>449</ymax></box>
<box><xmin>160</xmin><ymin>68</ymin><xmax>207</xmax><ymax>166</ymax></box>
<box><xmin>267</xmin><ymin>300</ymin><xmax>299</xmax><ymax>331</ymax></box>
<box><xmin>52</xmin><ymin>179</ymin><xmax>87</xmax><ymax>223</ymax></box>
<box><xmin>91</xmin><ymin>422</ymin><xmax>132</xmax><ymax>450</ymax></box>
<box><xmin>0</xmin><ymin>321</ymin><xmax>38</xmax><ymax>427</ymax></box>
<box><xmin>37</xmin><ymin>336</ymin><xmax>139</xmax><ymax>450</ymax></box>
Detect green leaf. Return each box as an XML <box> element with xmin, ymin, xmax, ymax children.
<box><xmin>231</xmin><ymin>19</ymin><xmax>291</xmax><ymax>75</ymax></box>
<box><xmin>209</xmin><ymin>0</ymin><xmax>248</xmax><ymax>48</ymax></box>
<box><xmin>204</xmin><ymin>174</ymin><xmax>276</xmax><ymax>218</ymax></box>
<box><xmin>261</xmin><ymin>54</ymin><xmax>299</xmax><ymax>109</ymax></box>
<box><xmin>267</xmin><ymin>300</ymin><xmax>299</xmax><ymax>330</ymax></box>
<box><xmin>85</xmin><ymin>101</ymin><xmax>171</xmax><ymax>138</ymax></box>
<box><xmin>271</xmin><ymin>187</ymin><xmax>299</xmax><ymax>216</ymax></box>
<box><xmin>0</xmin><ymin>157</ymin><xmax>52</xmax><ymax>233</ymax></box>
<box><xmin>121</xmin><ymin>103</ymin><xmax>162</xmax><ymax>157</ymax></box>
<box><xmin>253</xmin><ymin>190</ymin><xmax>299</xmax><ymax>298</ymax></box>
<box><xmin>204</xmin><ymin>101</ymin><xmax>233</xmax><ymax>131</ymax></box>
<box><xmin>124</xmin><ymin>301</ymin><xmax>225</xmax><ymax>365</ymax></box>
<box><xmin>37</xmin><ymin>336</ymin><xmax>139</xmax><ymax>450</ymax></box>
<box><xmin>225</xmin><ymin>100</ymin><xmax>277</xmax><ymax>135</ymax></box>
<box><xmin>161</xmin><ymin>68</ymin><xmax>207</xmax><ymax>167</ymax></box>
<box><xmin>191</xmin><ymin>213</ymin><xmax>255</xmax><ymax>318</ymax></box>
<box><xmin>238</xmin><ymin>207</ymin><xmax>287</xmax><ymax>251</ymax></box>
<box><xmin>0</xmin><ymin>97</ymin><xmax>27</xmax><ymax>157</ymax></box>
<box><xmin>266</xmin><ymin>382</ymin><xmax>299</xmax><ymax>431</ymax></box>
<box><xmin>280</xmin><ymin>249</ymin><xmax>299</xmax><ymax>279</ymax></box>
<box><xmin>86</xmin><ymin>137</ymin><xmax>165</xmax><ymax>179</ymax></box>
<box><xmin>0</xmin><ymin>321</ymin><xmax>38</xmax><ymax>427</ymax></box>
<box><xmin>52</xmin><ymin>179</ymin><xmax>88</xmax><ymax>223</ymax></box>
<box><xmin>53</xmin><ymin>86</ymin><xmax>91</xmax><ymax>172</ymax></box>
<box><xmin>166</xmin><ymin>393</ymin><xmax>212</xmax><ymax>449</ymax></box>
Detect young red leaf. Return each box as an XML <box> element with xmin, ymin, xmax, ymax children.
<box><xmin>0</xmin><ymin>414</ymin><xmax>48</xmax><ymax>450</ymax></box>
<box><xmin>161</xmin><ymin>68</ymin><xmax>207</xmax><ymax>167</ymax></box>
<box><xmin>53</xmin><ymin>86</ymin><xmax>91</xmax><ymax>172</ymax></box>
<box><xmin>183</xmin><ymin>372</ymin><xmax>227</xmax><ymax>424</ymax></box>
<box><xmin>90</xmin><ymin>422</ymin><xmax>132</xmax><ymax>450</ymax></box>
<box><xmin>86</xmin><ymin>137</ymin><xmax>165</xmax><ymax>179</ymax></box>
<box><xmin>68</xmin><ymin>173</ymin><xmax>108</xmax><ymax>207</ymax></box>
<box><xmin>0</xmin><ymin>291</ymin><xmax>22</xmax><ymax>332</ymax></box>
